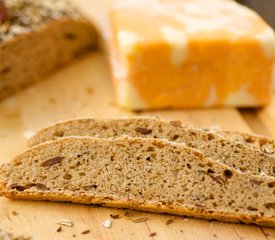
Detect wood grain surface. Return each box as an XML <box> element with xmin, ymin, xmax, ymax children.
<box><xmin>0</xmin><ymin>0</ymin><xmax>275</xmax><ymax>239</ymax></box>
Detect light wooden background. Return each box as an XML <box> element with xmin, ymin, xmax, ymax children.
<box><xmin>0</xmin><ymin>0</ymin><xmax>275</xmax><ymax>239</ymax></box>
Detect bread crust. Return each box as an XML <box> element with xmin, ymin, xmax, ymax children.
<box><xmin>0</xmin><ymin>185</ymin><xmax>274</xmax><ymax>228</ymax></box>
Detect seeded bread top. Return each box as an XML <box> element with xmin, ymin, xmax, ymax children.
<box><xmin>0</xmin><ymin>0</ymin><xmax>81</xmax><ymax>41</ymax></box>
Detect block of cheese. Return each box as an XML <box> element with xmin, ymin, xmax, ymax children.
<box><xmin>109</xmin><ymin>0</ymin><xmax>275</xmax><ymax>110</ymax></box>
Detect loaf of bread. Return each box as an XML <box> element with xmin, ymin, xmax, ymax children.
<box><xmin>1</xmin><ymin>137</ymin><xmax>275</xmax><ymax>227</ymax></box>
<box><xmin>0</xmin><ymin>0</ymin><xmax>97</xmax><ymax>99</ymax></box>
<box><xmin>109</xmin><ymin>0</ymin><xmax>275</xmax><ymax>109</ymax></box>
<box><xmin>28</xmin><ymin>117</ymin><xmax>275</xmax><ymax>176</ymax></box>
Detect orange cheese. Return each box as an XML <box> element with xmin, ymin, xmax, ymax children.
<box><xmin>109</xmin><ymin>0</ymin><xmax>275</xmax><ymax>109</ymax></box>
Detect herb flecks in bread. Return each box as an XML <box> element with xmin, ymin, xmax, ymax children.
<box><xmin>0</xmin><ymin>137</ymin><xmax>275</xmax><ymax>227</ymax></box>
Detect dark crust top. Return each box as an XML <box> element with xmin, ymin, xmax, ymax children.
<box><xmin>0</xmin><ymin>0</ymin><xmax>81</xmax><ymax>41</ymax></box>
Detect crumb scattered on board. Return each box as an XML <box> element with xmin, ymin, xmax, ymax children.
<box><xmin>81</xmin><ymin>230</ymin><xmax>90</xmax><ymax>235</ymax></box>
<box><xmin>149</xmin><ymin>232</ymin><xmax>157</xmax><ymax>237</ymax></box>
<box><xmin>56</xmin><ymin>226</ymin><xmax>62</xmax><ymax>232</ymax></box>
<box><xmin>110</xmin><ymin>214</ymin><xmax>120</xmax><ymax>219</ymax></box>
<box><xmin>132</xmin><ymin>217</ymin><xmax>149</xmax><ymax>223</ymax></box>
<box><xmin>165</xmin><ymin>219</ymin><xmax>174</xmax><ymax>225</ymax></box>
<box><xmin>57</xmin><ymin>219</ymin><xmax>73</xmax><ymax>227</ymax></box>
<box><xmin>102</xmin><ymin>219</ymin><xmax>112</xmax><ymax>228</ymax></box>
<box><xmin>11</xmin><ymin>211</ymin><xmax>18</xmax><ymax>216</ymax></box>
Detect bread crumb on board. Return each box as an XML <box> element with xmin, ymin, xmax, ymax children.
<box><xmin>102</xmin><ymin>219</ymin><xmax>112</xmax><ymax>228</ymax></box>
<box><xmin>110</xmin><ymin>214</ymin><xmax>120</xmax><ymax>219</ymax></box>
<box><xmin>81</xmin><ymin>230</ymin><xmax>90</xmax><ymax>235</ymax></box>
<box><xmin>57</xmin><ymin>219</ymin><xmax>73</xmax><ymax>227</ymax></box>
<box><xmin>131</xmin><ymin>217</ymin><xmax>149</xmax><ymax>223</ymax></box>
<box><xmin>11</xmin><ymin>210</ymin><xmax>18</xmax><ymax>216</ymax></box>
<box><xmin>165</xmin><ymin>218</ymin><xmax>174</xmax><ymax>225</ymax></box>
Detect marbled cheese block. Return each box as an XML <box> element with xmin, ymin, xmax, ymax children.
<box><xmin>109</xmin><ymin>0</ymin><xmax>275</xmax><ymax>110</ymax></box>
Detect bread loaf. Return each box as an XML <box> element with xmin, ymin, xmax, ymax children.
<box><xmin>29</xmin><ymin>117</ymin><xmax>275</xmax><ymax>176</ymax></box>
<box><xmin>0</xmin><ymin>0</ymin><xmax>97</xmax><ymax>99</ymax></box>
<box><xmin>1</xmin><ymin>137</ymin><xmax>275</xmax><ymax>227</ymax></box>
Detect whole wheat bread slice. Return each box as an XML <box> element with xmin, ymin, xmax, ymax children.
<box><xmin>215</xmin><ymin>131</ymin><xmax>275</xmax><ymax>155</ymax></box>
<box><xmin>0</xmin><ymin>0</ymin><xmax>97</xmax><ymax>99</ymax></box>
<box><xmin>28</xmin><ymin>117</ymin><xmax>275</xmax><ymax>176</ymax></box>
<box><xmin>1</xmin><ymin>136</ymin><xmax>275</xmax><ymax>227</ymax></box>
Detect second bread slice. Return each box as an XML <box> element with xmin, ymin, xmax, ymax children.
<box><xmin>29</xmin><ymin>117</ymin><xmax>275</xmax><ymax>176</ymax></box>
<box><xmin>0</xmin><ymin>137</ymin><xmax>275</xmax><ymax>227</ymax></box>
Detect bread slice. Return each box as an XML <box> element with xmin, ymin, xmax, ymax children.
<box><xmin>215</xmin><ymin>131</ymin><xmax>275</xmax><ymax>155</ymax></box>
<box><xmin>1</xmin><ymin>136</ymin><xmax>275</xmax><ymax>227</ymax></box>
<box><xmin>0</xmin><ymin>0</ymin><xmax>97</xmax><ymax>99</ymax></box>
<box><xmin>28</xmin><ymin>117</ymin><xmax>275</xmax><ymax>176</ymax></box>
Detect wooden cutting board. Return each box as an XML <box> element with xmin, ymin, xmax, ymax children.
<box><xmin>0</xmin><ymin>0</ymin><xmax>275</xmax><ymax>239</ymax></box>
